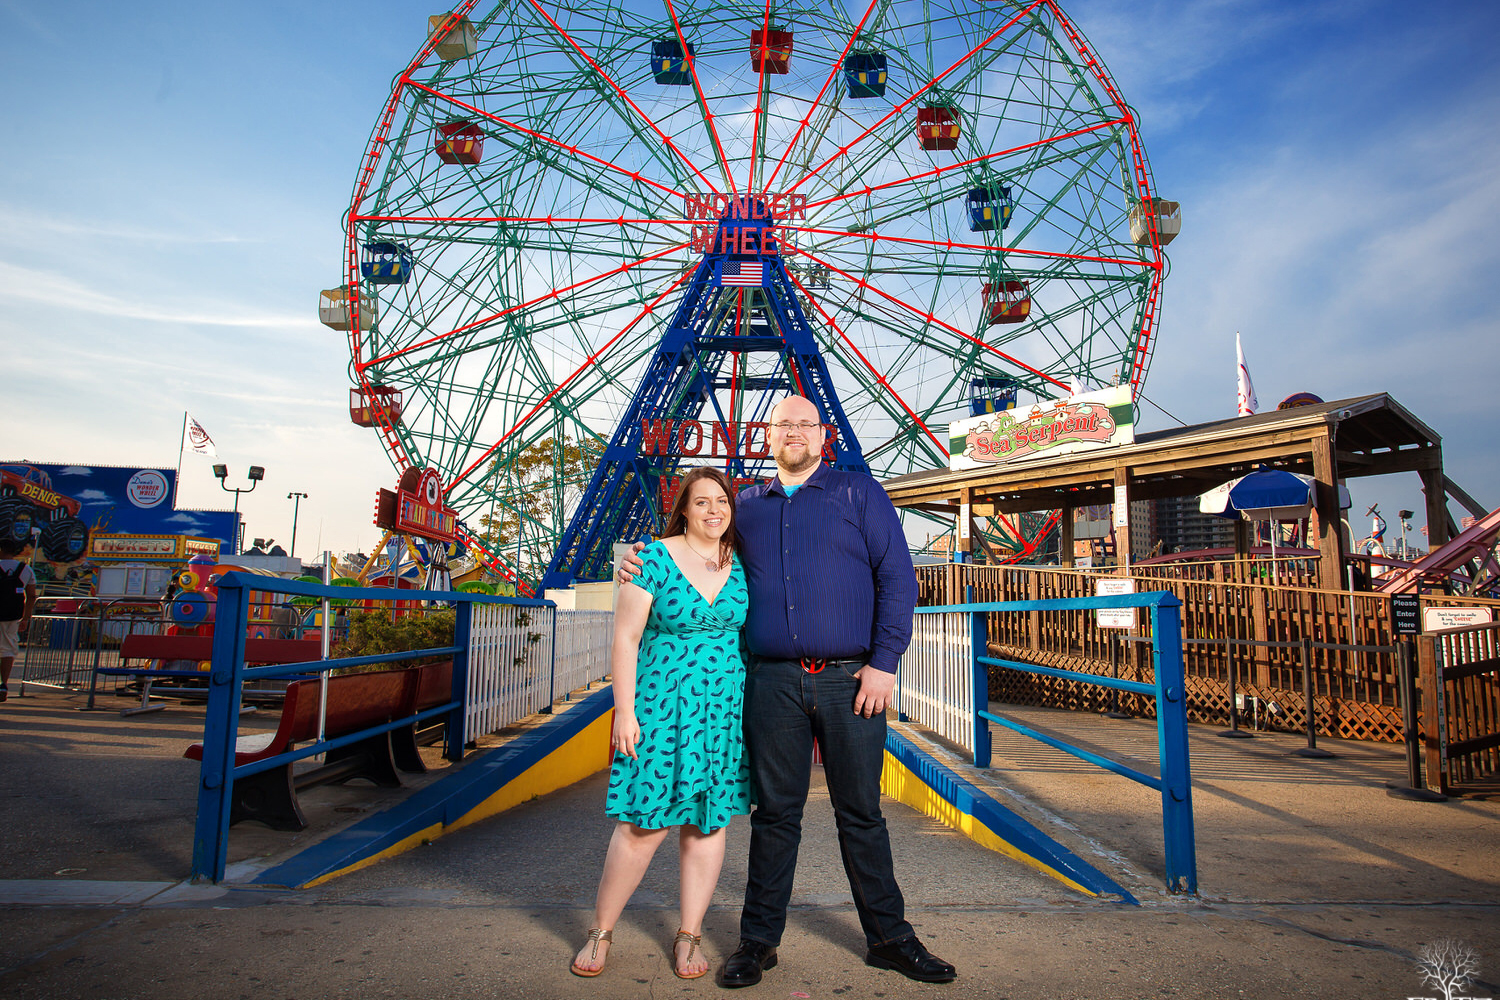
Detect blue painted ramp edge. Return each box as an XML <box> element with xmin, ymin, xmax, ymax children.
<box><xmin>252</xmin><ymin>685</ymin><xmax>615</xmax><ymax>889</ymax></box>
<box><xmin>886</xmin><ymin>730</ymin><xmax>1138</xmax><ymax>905</ymax></box>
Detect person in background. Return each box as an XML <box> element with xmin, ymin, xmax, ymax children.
<box><xmin>619</xmin><ymin>395</ymin><xmax>956</xmax><ymax>988</ymax></box>
<box><xmin>0</xmin><ymin>537</ymin><xmax>38</xmax><ymax>703</ymax></box>
<box><xmin>571</xmin><ymin>467</ymin><xmax>753</xmax><ymax>980</ymax></box>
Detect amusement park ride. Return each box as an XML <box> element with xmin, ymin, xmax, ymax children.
<box><xmin>320</xmin><ymin>0</ymin><xmax>1181</xmax><ymax>594</ymax></box>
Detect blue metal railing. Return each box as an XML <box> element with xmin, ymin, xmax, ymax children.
<box><xmin>191</xmin><ymin>573</ymin><xmax>554</xmax><ymax>883</ymax></box>
<box><xmin>919</xmin><ymin>590</ymin><xmax>1197</xmax><ymax>894</ymax></box>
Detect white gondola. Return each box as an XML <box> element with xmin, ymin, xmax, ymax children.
<box><xmin>429</xmin><ymin>13</ymin><xmax>478</xmax><ymax>61</ymax></box>
<box><xmin>318</xmin><ymin>286</ymin><xmax>376</xmax><ymax>332</ymax></box>
<box><xmin>1129</xmin><ymin>197</ymin><xmax>1181</xmax><ymax>246</ymax></box>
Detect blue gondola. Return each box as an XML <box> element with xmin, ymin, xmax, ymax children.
<box><xmin>361</xmin><ymin>241</ymin><xmax>413</xmax><ymax>285</ymax></box>
<box><xmin>967</xmin><ymin>185</ymin><xmax>1014</xmax><ymax>232</ymax></box>
<box><xmin>844</xmin><ymin>51</ymin><xmax>887</xmax><ymax>98</ymax></box>
<box><xmin>651</xmin><ymin>37</ymin><xmax>694</xmax><ymax>85</ymax></box>
<box><xmin>969</xmin><ymin>375</ymin><xmax>1018</xmax><ymax>416</ymax></box>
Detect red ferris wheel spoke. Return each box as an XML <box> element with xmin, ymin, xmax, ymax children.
<box><xmin>786</xmin><ymin>220</ymin><xmax>1156</xmax><ymax>271</ymax></box>
<box><xmin>664</xmin><ymin>0</ymin><xmax>738</xmax><ymax>198</ymax></box>
<box><xmin>780</xmin><ymin>0</ymin><xmax>1046</xmax><ymax>198</ymax></box>
<box><xmin>746</xmin><ymin>0</ymin><xmax>774</xmax><ymax>194</ymax></box>
<box><xmin>797</xmin><ymin>117</ymin><xmax>1129</xmax><ymax>218</ymax></box>
<box><xmin>361</xmin><ymin>241</ymin><xmax>690</xmax><ymax>369</ymax></box>
<box><xmin>759</xmin><ymin>0</ymin><xmax>880</xmax><ymax>196</ymax></box>
<box><xmin>522</xmin><ymin>0</ymin><xmax>725</xmax><ymax>198</ymax></box>
<box><xmin>404</xmin><ymin>80</ymin><xmax>687</xmax><ymax>204</ymax></box>
<box><xmin>784</xmin><ymin>268</ymin><xmax>947</xmax><ymax>458</ymax></box>
<box><xmin>785</xmin><ymin>243</ymin><xmax>1071</xmax><ymax>391</ymax></box>
<box><xmin>445</xmin><ymin>267</ymin><xmax>698</xmax><ymax>494</ymax></box>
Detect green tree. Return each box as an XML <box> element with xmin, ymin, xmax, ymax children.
<box><xmin>475</xmin><ymin>435</ymin><xmax>599</xmax><ymax>581</ymax></box>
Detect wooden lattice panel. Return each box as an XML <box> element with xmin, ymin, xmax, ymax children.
<box><xmin>987</xmin><ymin>643</ymin><xmax>1405</xmax><ymax>743</ymax></box>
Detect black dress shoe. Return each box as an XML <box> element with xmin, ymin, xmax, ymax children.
<box><xmin>866</xmin><ymin>936</ymin><xmax>957</xmax><ymax>983</ymax></box>
<box><xmin>717</xmin><ymin>940</ymin><xmax>778</xmax><ymax>989</ymax></box>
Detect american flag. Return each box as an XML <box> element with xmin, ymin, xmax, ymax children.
<box><xmin>718</xmin><ymin>260</ymin><xmax>766</xmax><ymax>287</ymax></box>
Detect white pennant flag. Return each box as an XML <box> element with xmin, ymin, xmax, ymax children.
<box><xmin>184</xmin><ymin>412</ymin><xmax>218</xmax><ymax>457</ymax></box>
<box><xmin>1236</xmin><ymin>332</ymin><xmax>1258</xmax><ymax>416</ymax></box>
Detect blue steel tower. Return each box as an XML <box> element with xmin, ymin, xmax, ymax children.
<box><xmin>538</xmin><ymin>197</ymin><xmax>866</xmax><ymax>591</ymax></box>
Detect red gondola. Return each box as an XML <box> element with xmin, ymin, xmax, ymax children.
<box><xmin>917</xmin><ymin>106</ymin><xmax>960</xmax><ymax>151</ymax></box>
<box><xmin>350</xmin><ymin>386</ymin><xmax>403</xmax><ymax>428</ymax></box>
<box><xmin>983</xmin><ymin>280</ymin><xmax>1031</xmax><ymax>326</ymax></box>
<box><xmin>435</xmin><ymin>121</ymin><xmax>483</xmax><ymax>165</ymax></box>
<box><xmin>750</xmin><ymin>27</ymin><xmax>793</xmax><ymax>74</ymax></box>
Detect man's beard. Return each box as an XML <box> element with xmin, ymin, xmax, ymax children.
<box><xmin>774</xmin><ymin>442</ymin><xmax>821</xmax><ymax>475</ymax></box>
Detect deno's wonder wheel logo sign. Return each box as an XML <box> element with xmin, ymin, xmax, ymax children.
<box><xmin>126</xmin><ymin>470</ymin><xmax>170</xmax><ymax>509</ymax></box>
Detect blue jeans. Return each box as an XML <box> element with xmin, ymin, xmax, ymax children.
<box><xmin>739</xmin><ymin>658</ymin><xmax>913</xmax><ymax>948</ymax></box>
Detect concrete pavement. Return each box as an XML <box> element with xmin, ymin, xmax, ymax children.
<box><xmin>1</xmin><ymin>685</ymin><xmax>1497</xmax><ymax>999</ymax></box>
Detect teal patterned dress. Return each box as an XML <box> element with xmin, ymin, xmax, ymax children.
<box><xmin>605</xmin><ymin>540</ymin><xmax>752</xmax><ymax>833</ymax></box>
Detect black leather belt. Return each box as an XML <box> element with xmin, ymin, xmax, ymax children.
<box><xmin>752</xmin><ymin>656</ymin><xmax>866</xmax><ymax>674</ymax></box>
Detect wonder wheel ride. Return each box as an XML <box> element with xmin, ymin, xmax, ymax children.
<box><xmin>326</xmin><ymin>0</ymin><xmax>1176</xmax><ymax>589</ymax></box>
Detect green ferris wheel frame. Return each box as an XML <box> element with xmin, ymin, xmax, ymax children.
<box><xmin>333</xmin><ymin>0</ymin><xmax>1172</xmax><ymax>588</ymax></box>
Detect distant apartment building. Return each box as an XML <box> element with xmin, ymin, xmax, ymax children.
<box><xmin>1154</xmin><ymin>494</ymin><xmax>1236</xmax><ymax>553</ymax></box>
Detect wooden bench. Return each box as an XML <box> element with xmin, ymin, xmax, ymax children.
<box><xmin>184</xmin><ymin>662</ymin><xmax>455</xmax><ymax>831</ymax></box>
<box><xmin>391</xmin><ymin>660</ymin><xmax>453</xmax><ymax>773</ymax></box>
<box><xmin>104</xmin><ymin>634</ymin><xmax>324</xmax><ymax>716</ymax></box>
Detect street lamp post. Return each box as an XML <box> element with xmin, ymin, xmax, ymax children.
<box><xmin>214</xmin><ymin>464</ymin><xmax>265</xmax><ymax>555</ymax></box>
<box><xmin>287</xmin><ymin>492</ymin><xmax>308</xmax><ymax>560</ymax></box>
<box><xmin>1397</xmin><ymin>509</ymin><xmax>1414</xmax><ymax>561</ymax></box>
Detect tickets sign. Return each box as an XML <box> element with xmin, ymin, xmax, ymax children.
<box><xmin>88</xmin><ymin>534</ymin><xmax>220</xmax><ymax>561</ymax></box>
<box><xmin>949</xmin><ymin>385</ymin><xmax>1135</xmax><ymax>471</ymax></box>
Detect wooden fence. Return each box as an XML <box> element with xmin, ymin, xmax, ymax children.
<box><xmin>918</xmin><ymin>562</ymin><xmax>1500</xmax><ymax>744</ymax></box>
<box><xmin>1420</xmin><ymin>621</ymin><xmax>1500</xmax><ymax>791</ymax></box>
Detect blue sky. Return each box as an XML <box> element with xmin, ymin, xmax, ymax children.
<box><xmin>3</xmin><ymin>0</ymin><xmax>1497</xmax><ymax>560</ymax></box>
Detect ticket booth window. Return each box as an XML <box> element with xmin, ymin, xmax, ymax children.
<box><xmin>98</xmin><ymin>565</ymin><xmax>171</xmax><ymax>599</ymax></box>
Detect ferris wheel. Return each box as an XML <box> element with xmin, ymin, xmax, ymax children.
<box><xmin>323</xmin><ymin>0</ymin><xmax>1177</xmax><ymax>589</ymax></box>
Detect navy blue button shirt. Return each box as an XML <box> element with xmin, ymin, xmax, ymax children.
<box><xmin>736</xmin><ymin>463</ymin><xmax>917</xmax><ymax>673</ymax></box>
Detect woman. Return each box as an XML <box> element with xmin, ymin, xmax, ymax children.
<box><xmin>571</xmin><ymin>467</ymin><xmax>752</xmax><ymax>980</ymax></box>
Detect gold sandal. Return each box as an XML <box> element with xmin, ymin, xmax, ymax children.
<box><xmin>570</xmin><ymin>927</ymin><xmax>613</xmax><ymax>977</ymax></box>
<box><xmin>672</xmin><ymin>929</ymin><xmax>707</xmax><ymax>980</ymax></box>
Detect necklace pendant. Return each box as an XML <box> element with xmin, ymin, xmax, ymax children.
<box><xmin>706</xmin><ymin>559</ymin><xmax>719</xmax><ymax>573</ymax></box>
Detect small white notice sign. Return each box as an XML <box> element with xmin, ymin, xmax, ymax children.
<box><xmin>1096</xmin><ymin>577</ymin><xmax>1135</xmax><ymax>629</ymax></box>
<box><xmin>1422</xmin><ymin>607</ymin><xmax>1492</xmax><ymax>632</ymax></box>
<box><xmin>1113</xmin><ymin>485</ymin><xmax>1129</xmax><ymax>528</ymax></box>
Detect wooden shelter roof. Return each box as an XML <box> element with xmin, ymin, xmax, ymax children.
<box><xmin>882</xmin><ymin>393</ymin><xmax>1442</xmax><ymax>516</ymax></box>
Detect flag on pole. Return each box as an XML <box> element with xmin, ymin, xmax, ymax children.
<box><xmin>184</xmin><ymin>412</ymin><xmax>218</xmax><ymax>457</ymax></box>
<box><xmin>1236</xmin><ymin>332</ymin><xmax>1258</xmax><ymax>416</ymax></box>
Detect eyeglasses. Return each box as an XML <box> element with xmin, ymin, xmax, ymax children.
<box><xmin>771</xmin><ymin>420</ymin><xmax>822</xmax><ymax>431</ymax></box>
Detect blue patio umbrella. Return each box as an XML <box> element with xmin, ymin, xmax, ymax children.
<box><xmin>1200</xmin><ymin>466</ymin><xmax>1349</xmax><ymax>570</ymax></box>
<box><xmin>1199</xmin><ymin>467</ymin><xmax>1316</xmax><ymax>522</ymax></box>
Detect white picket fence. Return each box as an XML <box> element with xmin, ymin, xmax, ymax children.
<box><xmin>466</xmin><ymin>603</ymin><xmax>555</xmax><ymax>738</ymax></box>
<box><xmin>466</xmin><ymin>604</ymin><xmax>614</xmax><ymax>739</ymax></box>
<box><xmin>553</xmin><ymin>609</ymin><xmax>615</xmax><ymax>696</ymax></box>
<box><xmin>894</xmin><ymin>610</ymin><xmax>978</xmax><ymax>754</ymax></box>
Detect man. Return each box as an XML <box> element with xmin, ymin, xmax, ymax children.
<box><xmin>622</xmin><ymin>395</ymin><xmax>955</xmax><ymax>987</ymax></box>
<box><xmin>0</xmin><ymin>537</ymin><xmax>38</xmax><ymax>703</ymax></box>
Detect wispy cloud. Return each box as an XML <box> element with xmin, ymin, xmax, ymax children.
<box><xmin>0</xmin><ymin>205</ymin><xmax>256</xmax><ymax>246</ymax></box>
<box><xmin>0</xmin><ymin>261</ymin><xmax>319</xmax><ymax>328</ymax></box>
